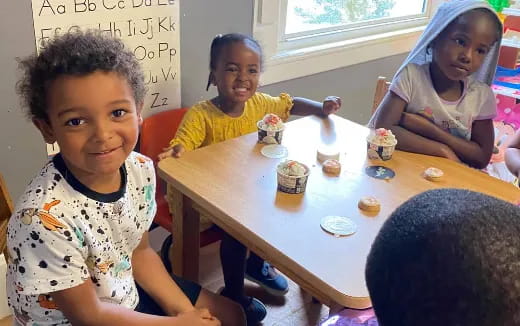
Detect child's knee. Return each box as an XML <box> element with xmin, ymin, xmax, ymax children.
<box><xmin>220</xmin><ymin>298</ymin><xmax>246</xmax><ymax>326</ymax></box>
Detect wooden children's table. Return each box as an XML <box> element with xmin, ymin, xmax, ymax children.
<box><xmin>158</xmin><ymin>114</ymin><xmax>520</xmax><ymax>310</ymax></box>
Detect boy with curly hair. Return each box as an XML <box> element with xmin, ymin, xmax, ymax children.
<box><xmin>7</xmin><ymin>31</ymin><xmax>245</xmax><ymax>326</ymax></box>
<box><xmin>366</xmin><ymin>188</ymin><xmax>520</xmax><ymax>326</ymax></box>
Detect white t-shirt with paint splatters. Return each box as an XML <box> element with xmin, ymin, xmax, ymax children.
<box><xmin>7</xmin><ymin>151</ymin><xmax>156</xmax><ymax>325</ymax></box>
<box><xmin>390</xmin><ymin>63</ymin><xmax>497</xmax><ymax>140</ymax></box>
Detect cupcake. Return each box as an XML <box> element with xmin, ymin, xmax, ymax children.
<box><xmin>317</xmin><ymin>147</ymin><xmax>340</xmax><ymax>163</ymax></box>
<box><xmin>358</xmin><ymin>196</ymin><xmax>381</xmax><ymax>212</ymax></box>
<box><xmin>367</xmin><ymin>128</ymin><xmax>397</xmax><ymax>160</ymax></box>
<box><xmin>257</xmin><ymin>113</ymin><xmax>284</xmax><ymax>144</ymax></box>
<box><xmin>277</xmin><ymin>160</ymin><xmax>310</xmax><ymax>194</ymax></box>
<box><xmin>424</xmin><ymin>167</ymin><xmax>444</xmax><ymax>181</ymax></box>
<box><xmin>322</xmin><ymin>159</ymin><xmax>341</xmax><ymax>175</ymax></box>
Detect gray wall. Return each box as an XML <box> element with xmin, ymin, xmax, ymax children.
<box><xmin>180</xmin><ymin>0</ymin><xmax>255</xmax><ymax>106</ymax></box>
<box><xmin>1</xmin><ymin>0</ymin><xmax>404</xmax><ymax>200</ymax></box>
<box><xmin>0</xmin><ymin>2</ymin><xmax>45</xmax><ymax>202</ymax></box>
<box><xmin>260</xmin><ymin>54</ymin><xmax>406</xmax><ymax>125</ymax></box>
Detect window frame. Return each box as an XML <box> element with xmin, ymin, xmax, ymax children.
<box><xmin>253</xmin><ymin>0</ymin><xmax>444</xmax><ymax>85</ymax></box>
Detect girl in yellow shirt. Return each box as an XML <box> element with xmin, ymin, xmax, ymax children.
<box><xmin>159</xmin><ymin>33</ymin><xmax>341</xmax><ymax>324</ymax></box>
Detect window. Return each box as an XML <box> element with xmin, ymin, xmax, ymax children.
<box><xmin>253</xmin><ymin>0</ymin><xmax>444</xmax><ymax>85</ymax></box>
<box><xmin>285</xmin><ymin>0</ymin><xmax>427</xmax><ymax>37</ymax></box>
<box><xmin>286</xmin><ymin>0</ymin><xmax>427</xmax><ymax>34</ymax></box>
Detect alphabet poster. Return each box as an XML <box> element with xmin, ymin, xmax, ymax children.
<box><xmin>31</xmin><ymin>0</ymin><xmax>181</xmax><ymax>154</ymax></box>
<box><xmin>32</xmin><ymin>0</ymin><xmax>180</xmax><ymax>114</ymax></box>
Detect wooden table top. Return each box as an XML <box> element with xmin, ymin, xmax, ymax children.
<box><xmin>158</xmin><ymin>114</ymin><xmax>520</xmax><ymax>308</ymax></box>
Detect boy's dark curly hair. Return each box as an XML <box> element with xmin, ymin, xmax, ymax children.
<box><xmin>366</xmin><ymin>188</ymin><xmax>520</xmax><ymax>326</ymax></box>
<box><xmin>17</xmin><ymin>30</ymin><xmax>146</xmax><ymax>121</ymax></box>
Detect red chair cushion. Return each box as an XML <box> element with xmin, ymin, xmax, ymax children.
<box><xmin>141</xmin><ymin>108</ymin><xmax>222</xmax><ymax>247</ymax></box>
<box><xmin>154</xmin><ymin>194</ymin><xmax>172</xmax><ymax>231</ymax></box>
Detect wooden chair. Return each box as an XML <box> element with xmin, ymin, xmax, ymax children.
<box><xmin>0</xmin><ymin>173</ymin><xmax>13</xmax><ymax>263</ymax></box>
<box><xmin>372</xmin><ymin>76</ymin><xmax>391</xmax><ymax>114</ymax></box>
<box><xmin>140</xmin><ymin>108</ymin><xmax>188</xmax><ymax>235</ymax></box>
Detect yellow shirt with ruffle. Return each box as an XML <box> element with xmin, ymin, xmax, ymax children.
<box><xmin>166</xmin><ymin>92</ymin><xmax>293</xmax><ymax>231</ymax></box>
<box><xmin>169</xmin><ymin>92</ymin><xmax>293</xmax><ymax>150</ymax></box>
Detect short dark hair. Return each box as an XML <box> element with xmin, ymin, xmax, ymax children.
<box><xmin>206</xmin><ymin>33</ymin><xmax>263</xmax><ymax>91</ymax></box>
<box><xmin>366</xmin><ymin>188</ymin><xmax>520</xmax><ymax>326</ymax></box>
<box><xmin>17</xmin><ymin>30</ymin><xmax>146</xmax><ymax>121</ymax></box>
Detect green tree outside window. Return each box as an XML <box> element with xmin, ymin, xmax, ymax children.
<box><xmin>294</xmin><ymin>0</ymin><xmax>397</xmax><ymax>25</ymax></box>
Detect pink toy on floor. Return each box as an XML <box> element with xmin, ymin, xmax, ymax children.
<box><xmin>495</xmin><ymin>95</ymin><xmax>520</xmax><ymax>129</ymax></box>
<box><xmin>320</xmin><ymin>308</ymin><xmax>378</xmax><ymax>326</ymax></box>
<box><xmin>485</xmin><ymin>94</ymin><xmax>520</xmax><ymax>183</ymax></box>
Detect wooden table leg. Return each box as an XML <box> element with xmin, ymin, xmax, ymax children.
<box><xmin>328</xmin><ymin>302</ymin><xmax>345</xmax><ymax>317</ymax></box>
<box><xmin>167</xmin><ymin>186</ymin><xmax>200</xmax><ymax>282</ymax></box>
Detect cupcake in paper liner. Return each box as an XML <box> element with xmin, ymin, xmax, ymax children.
<box><xmin>258</xmin><ymin>113</ymin><xmax>284</xmax><ymax>144</ymax></box>
<box><xmin>277</xmin><ymin>160</ymin><xmax>310</xmax><ymax>194</ymax></box>
<box><xmin>367</xmin><ymin>128</ymin><xmax>397</xmax><ymax>161</ymax></box>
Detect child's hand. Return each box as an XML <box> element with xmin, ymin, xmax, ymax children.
<box><xmin>439</xmin><ymin>144</ymin><xmax>461</xmax><ymax>163</ymax></box>
<box><xmin>158</xmin><ymin>144</ymin><xmax>185</xmax><ymax>161</ymax></box>
<box><xmin>175</xmin><ymin>308</ymin><xmax>221</xmax><ymax>326</ymax></box>
<box><xmin>322</xmin><ymin>96</ymin><xmax>341</xmax><ymax>116</ymax></box>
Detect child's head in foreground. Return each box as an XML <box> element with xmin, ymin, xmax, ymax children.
<box><xmin>366</xmin><ymin>188</ymin><xmax>520</xmax><ymax>326</ymax></box>
<box><xmin>206</xmin><ymin>33</ymin><xmax>263</xmax><ymax>102</ymax></box>
<box><xmin>17</xmin><ymin>31</ymin><xmax>146</xmax><ymax>186</ymax></box>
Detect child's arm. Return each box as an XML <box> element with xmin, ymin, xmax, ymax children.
<box><xmin>131</xmin><ymin>232</ymin><xmax>197</xmax><ymax>315</ymax></box>
<box><xmin>505</xmin><ymin>130</ymin><xmax>520</xmax><ymax>177</ymax></box>
<box><xmin>158</xmin><ymin>109</ymin><xmax>206</xmax><ymax>160</ymax></box>
<box><xmin>400</xmin><ymin>113</ymin><xmax>494</xmax><ymax>169</ymax></box>
<box><xmin>290</xmin><ymin>96</ymin><xmax>341</xmax><ymax>117</ymax></box>
<box><xmin>373</xmin><ymin>92</ymin><xmax>461</xmax><ymax>161</ymax></box>
<box><xmin>51</xmin><ymin>280</ymin><xmax>220</xmax><ymax>326</ymax></box>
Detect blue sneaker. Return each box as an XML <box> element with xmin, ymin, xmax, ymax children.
<box><xmin>245</xmin><ymin>261</ymin><xmax>289</xmax><ymax>296</ymax></box>
<box><xmin>243</xmin><ymin>297</ymin><xmax>267</xmax><ymax>325</ymax></box>
<box><xmin>220</xmin><ymin>288</ymin><xmax>267</xmax><ymax>325</ymax></box>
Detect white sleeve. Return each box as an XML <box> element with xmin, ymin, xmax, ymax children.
<box><xmin>130</xmin><ymin>153</ymin><xmax>157</xmax><ymax>231</ymax></box>
<box><xmin>8</xmin><ymin>204</ymin><xmax>89</xmax><ymax>295</ymax></box>
<box><xmin>389</xmin><ymin>64</ymin><xmax>413</xmax><ymax>103</ymax></box>
<box><xmin>144</xmin><ymin>158</ymin><xmax>157</xmax><ymax>228</ymax></box>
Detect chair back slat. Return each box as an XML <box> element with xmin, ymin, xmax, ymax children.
<box><xmin>0</xmin><ymin>173</ymin><xmax>13</xmax><ymax>263</ymax></box>
<box><xmin>372</xmin><ymin>76</ymin><xmax>391</xmax><ymax>114</ymax></box>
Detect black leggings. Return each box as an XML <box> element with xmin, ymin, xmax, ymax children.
<box><xmin>219</xmin><ymin>231</ymin><xmax>264</xmax><ymax>301</ymax></box>
<box><xmin>134</xmin><ymin>274</ymin><xmax>201</xmax><ymax>315</ymax></box>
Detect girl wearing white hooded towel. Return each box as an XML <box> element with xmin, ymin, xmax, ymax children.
<box><xmin>371</xmin><ymin>0</ymin><xmax>502</xmax><ymax>169</ymax></box>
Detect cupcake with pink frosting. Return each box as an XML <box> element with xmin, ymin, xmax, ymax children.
<box><xmin>276</xmin><ymin>160</ymin><xmax>310</xmax><ymax>194</ymax></box>
<box><xmin>367</xmin><ymin>128</ymin><xmax>397</xmax><ymax>160</ymax></box>
<box><xmin>257</xmin><ymin>113</ymin><xmax>284</xmax><ymax>144</ymax></box>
